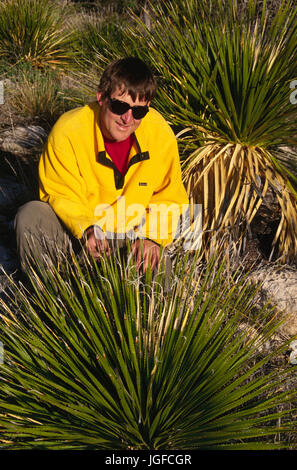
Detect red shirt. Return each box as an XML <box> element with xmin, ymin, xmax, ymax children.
<box><xmin>104</xmin><ymin>134</ymin><xmax>134</xmax><ymax>175</ymax></box>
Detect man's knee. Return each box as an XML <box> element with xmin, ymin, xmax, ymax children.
<box><xmin>14</xmin><ymin>201</ymin><xmax>73</xmax><ymax>273</ymax></box>
<box><xmin>15</xmin><ymin>201</ymin><xmax>54</xmax><ymax>232</ymax></box>
<box><xmin>14</xmin><ymin>201</ymin><xmax>67</xmax><ymax>247</ymax></box>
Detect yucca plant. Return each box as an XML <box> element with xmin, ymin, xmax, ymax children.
<box><xmin>0</xmin><ymin>248</ymin><xmax>296</xmax><ymax>449</ymax></box>
<box><xmin>0</xmin><ymin>0</ymin><xmax>76</xmax><ymax>70</ymax></box>
<box><xmin>118</xmin><ymin>0</ymin><xmax>297</xmax><ymax>262</ymax></box>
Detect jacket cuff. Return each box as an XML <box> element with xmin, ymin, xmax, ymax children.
<box><xmin>83</xmin><ymin>225</ymin><xmax>94</xmax><ymax>239</ymax></box>
<box><xmin>139</xmin><ymin>237</ymin><xmax>161</xmax><ymax>247</ymax></box>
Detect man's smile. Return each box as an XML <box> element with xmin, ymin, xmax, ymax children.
<box><xmin>97</xmin><ymin>88</ymin><xmax>149</xmax><ymax>142</ymax></box>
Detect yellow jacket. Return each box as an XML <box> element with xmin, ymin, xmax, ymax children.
<box><xmin>39</xmin><ymin>101</ymin><xmax>189</xmax><ymax>246</ymax></box>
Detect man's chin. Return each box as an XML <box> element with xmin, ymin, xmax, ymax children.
<box><xmin>112</xmin><ymin>132</ymin><xmax>131</xmax><ymax>142</ymax></box>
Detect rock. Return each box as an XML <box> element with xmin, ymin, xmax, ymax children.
<box><xmin>0</xmin><ymin>176</ymin><xmax>28</xmax><ymax>275</ymax></box>
<box><xmin>0</xmin><ymin>177</ymin><xmax>30</xmax><ymax>215</ymax></box>
<box><xmin>289</xmin><ymin>340</ymin><xmax>297</xmax><ymax>365</ymax></box>
<box><xmin>0</xmin><ymin>243</ymin><xmax>18</xmax><ymax>274</ymax></box>
<box><xmin>249</xmin><ymin>186</ymin><xmax>281</xmax><ymax>260</ymax></box>
<box><xmin>0</xmin><ymin>125</ymin><xmax>47</xmax><ymax>156</ymax></box>
<box><xmin>0</xmin><ymin>213</ymin><xmax>18</xmax><ymax>275</ymax></box>
<box><xmin>249</xmin><ymin>265</ymin><xmax>297</xmax><ymax>339</ymax></box>
<box><xmin>235</xmin><ymin>322</ymin><xmax>271</xmax><ymax>354</ymax></box>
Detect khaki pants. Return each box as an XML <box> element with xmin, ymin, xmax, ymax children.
<box><xmin>14</xmin><ymin>201</ymin><xmax>172</xmax><ymax>288</ymax></box>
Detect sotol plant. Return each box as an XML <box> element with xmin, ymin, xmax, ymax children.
<box><xmin>0</xmin><ymin>249</ymin><xmax>296</xmax><ymax>449</ymax></box>
<box><xmin>0</xmin><ymin>0</ymin><xmax>76</xmax><ymax>70</ymax></box>
<box><xmin>118</xmin><ymin>0</ymin><xmax>297</xmax><ymax>262</ymax></box>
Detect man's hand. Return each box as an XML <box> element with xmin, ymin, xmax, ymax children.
<box><xmin>132</xmin><ymin>239</ymin><xmax>161</xmax><ymax>273</ymax></box>
<box><xmin>84</xmin><ymin>226</ymin><xmax>112</xmax><ymax>260</ymax></box>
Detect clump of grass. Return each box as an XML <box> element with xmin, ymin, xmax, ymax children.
<box><xmin>6</xmin><ymin>66</ymin><xmax>81</xmax><ymax>129</ymax></box>
<box><xmin>79</xmin><ymin>14</ymin><xmax>129</xmax><ymax>63</ymax></box>
<box><xmin>0</xmin><ymin>0</ymin><xmax>77</xmax><ymax>70</ymax></box>
<box><xmin>70</xmin><ymin>8</ymin><xmax>133</xmax><ymax>77</ymax></box>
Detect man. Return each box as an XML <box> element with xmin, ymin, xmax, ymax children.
<box><xmin>15</xmin><ymin>57</ymin><xmax>189</xmax><ymax>275</ymax></box>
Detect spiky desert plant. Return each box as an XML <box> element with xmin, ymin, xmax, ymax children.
<box><xmin>119</xmin><ymin>0</ymin><xmax>297</xmax><ymax>262</ymax></box>
<box><xmin>0</xmin><ymin>248</ymin><xmax>296</xmax><ymax>449</ymax></box>
<box><xmin>0</xmin><ymin>0</ymin><xmax>76</xmax><ymax>70</ymax></box>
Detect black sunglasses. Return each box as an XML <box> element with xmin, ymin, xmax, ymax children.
<box><xmin>107</xmin><ymin>96</ymin><xmax>149</xmax><ymax>119</ymax></box>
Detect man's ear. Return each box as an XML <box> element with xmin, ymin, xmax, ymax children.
<box><xmin>96</xmin><ymin>91</ymin><xmax>103</xmax><ymax>105</ymax></box>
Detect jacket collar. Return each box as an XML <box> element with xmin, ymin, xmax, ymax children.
<box><xmin>96</xmin><ymin>115</ymin><xmax>150</xmax><ymax>190</ymax></box>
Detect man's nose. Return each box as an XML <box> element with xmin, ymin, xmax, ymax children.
<box><xmin>121</xmin><ymin>109</ymin><xmax>133</xmax><ymax>123</ymax></box>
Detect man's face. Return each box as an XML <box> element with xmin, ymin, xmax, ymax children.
<box><xmin>97</xmin><ymin>88</ymin><xmax>150</xmax><ymax>142</ymax></box>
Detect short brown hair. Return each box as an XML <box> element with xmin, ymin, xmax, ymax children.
<box><xmin>98</xmin><ymin>57</ymin><xmax>157</xmax><ymax>102</ymax></box>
